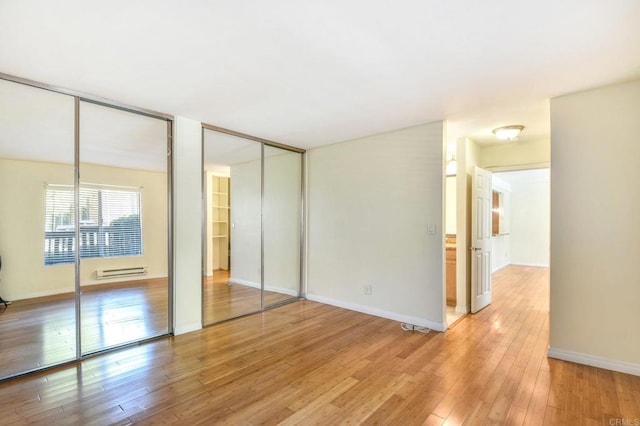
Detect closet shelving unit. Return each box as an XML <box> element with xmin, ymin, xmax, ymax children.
<box><xmin>211</xmin><ymin>177</ymin><xmax>230</xmax><ymax>271</ymax></box>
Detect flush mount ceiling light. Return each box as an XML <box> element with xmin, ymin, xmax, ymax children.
<box><xmin>492</xmin><ymin>125</ymin><xmax>524</xmax><ymax>141</ymax></box>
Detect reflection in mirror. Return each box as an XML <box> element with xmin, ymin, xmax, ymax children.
<box><xmin>79</xmin><ymin>101</ymin><xmax>169</xmax><ymax>354</ymax></box>
<box><xmin>0</xmin><ymin>79</ymin><xmax>76</xmax><ymax>378</ymax></box>
<box><xmin>492</xmin><ymin>190</ymin><xmax>509</xmax><ymax>236</ymax></box>
<box><xmin>203</xmin><ymin>130</ymin><xmax>262</xmax><ymax>324</ymax></box>
<box><xmin>263</xmin><ymin>145</ymin><xmax>301</xmax><ymax>307</ymax></box>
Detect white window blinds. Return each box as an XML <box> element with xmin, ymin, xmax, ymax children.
<box><xmin>44</xmin><ymin>184</ymin><xmax>142</xmax><ymax>265</ymax></box>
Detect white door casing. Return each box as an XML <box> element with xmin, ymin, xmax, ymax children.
<box><xmin>471</xmin><ymin>166</ymin><xmax>492</xmax><ymax>313</ymax></box>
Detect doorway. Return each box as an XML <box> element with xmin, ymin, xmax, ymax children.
<box><xmin>444</xmin><ymin>152</ymin><xmax>550</xmax><ymax>330</ymax></box>
<box><xmin>491</xmin><ymin>168</ymin><xmax>550</xmax><ymax>272</ymax></box>
<box><xmin>445</xmin><ymin>165</ymin><xmax>550</xmax><ymax>329</ymax></box>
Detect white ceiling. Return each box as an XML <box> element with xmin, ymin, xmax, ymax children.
<box><xmin>1</xmin><ymin>1</ymin><xmax>639</xmax><ymax>150</ymax></box>
<box><xmin>203</xmin><ymin>129</ymin><xmax>302</xmax><ymax>177</ymax></box>
<box><xmin>0</xmin><ymin>79</ymin><xmax>168</xmax><ymax>171</ymax></box>
<box><xmin>80</xmin><ymin>102</ymin><xmax>167</xmax><ymax>171</ymax></box>
<box><xmin>203</xmin><ymin>129</ymin><xmax>261</xmax><ymax>174</ymax></box>
<box><xmin>0</xmin><ymin>79</ymin><xmax>75</xmax><ymax>165</ymax></box>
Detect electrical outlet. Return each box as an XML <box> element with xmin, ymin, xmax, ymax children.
<box><xmin>364</xmin><ymin>284</ymin><xmax>372</xmax><ymax>295</ymax></box>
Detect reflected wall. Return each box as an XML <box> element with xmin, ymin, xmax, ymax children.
<box><xmin>202</xmin><ymin>127</ymin><xmax>304</xmax><ymax>325</ymax></box>
<box><xmin>263</xmin><ymin>146</ymin><xmax>302</xmax><ymax>307</ymax></box>
<box><xmin>202</xmin><ymin>130</ymin><xmax>262</xmax><ymax>324</ymax></box>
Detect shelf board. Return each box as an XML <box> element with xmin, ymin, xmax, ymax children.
<box><xmin>212</xmin><ymin>235</ymin><xmax>228</xmax><ymax>239</ymax></box>
<box><xmin>213</xmin><ymin>205</ymin><xmax>230</xmax><ymax>209</ymax></box>
<box><xmin>212</xmin><ymin>220</ymin><xmax>228</xmax><ymax>223</ymax></box>
<box><xmin>213</xmin><ymin>192</ymin><xmax>228</xmax><ymax>195</ymax></box>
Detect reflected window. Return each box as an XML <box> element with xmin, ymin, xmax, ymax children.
<box><xmin>44</xmin><ymin>184</ymin><xmax>142</xmax><ymax>264</ymax></box>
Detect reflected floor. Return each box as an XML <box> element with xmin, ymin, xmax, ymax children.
<box><xmin>203</xmin><ymin>270</ymin><xmax>298</xmax><ymax>325</ymax></box>
<box><xmin>446</xmin><ymin>305</ymin><xmax>464</xmax><ymax>329</ymax></box>
<box><xmin>0</xmin><ymin>278</ymin><xmax>169</xmax><ymax>379</ymax></box>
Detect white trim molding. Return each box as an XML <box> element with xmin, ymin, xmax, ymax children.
<box><xmin>228</xmin><ymin>278</ymin><xmax>299</xmax><ymax>297</ymax></box>
<box><xmin>306</xmin><ymin>293</ymin><xmax>446</xmax><ymax>332</ymax></box>
<box><xmin>510</xmin><ymin>262</ymin><xmax>550</xmax><ymax>268</ymax></box>
<box><xmin>455</xmin><ymin>305</ymin><xmax>470</xmax><ymax>315</ymax></box>
<box><xmin>548</xmin><ymin>347</ymin><xmax>640</xmax><ymax>377</ymax></box>
<box><xmin>174</xmin><ymin>322</ymin><xmax>202</xmax><ymax>336</ymax></box>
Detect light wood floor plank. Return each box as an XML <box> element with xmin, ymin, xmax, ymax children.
<box><xmin>1</xmin><ymin>265</ymin><xmax>639</xmax><ymax>424</ymax></box>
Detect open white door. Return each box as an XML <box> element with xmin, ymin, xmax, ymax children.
<box><xmin>471</xmin><ymin>166</ymin><xmax>492</xmax><ymax>313</ymax></box>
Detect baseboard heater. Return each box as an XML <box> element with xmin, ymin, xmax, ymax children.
<box><xmin>96</xmin><ymin>266</ymin><xmax>147</xmax><ymax>279</ymax></box>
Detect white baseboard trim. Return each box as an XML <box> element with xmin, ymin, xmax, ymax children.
<box><xmin>227</xmin><ymin>277</ymin><xmax>257</xmax><ymax>287</ymax></box>
<box><xmin>510</xmin><ymin>262</ymin><xmax>550</xmax><ymax>268</ymax></box>
<box><xmin>174</xmin><ymin>322</ymin><xmax>202</xmax><ymax>336</ymax></box>
<box><xmin>8</xmin><ymin>288</ymin><xmax>70</xmax><ymax>301</ymax></box>
<box><xmin>228</xmin><ymin>277</ymin><xmax>299</xmax><ymax>297</ymax></box>
<box><xmin>547</xmin><ymin>347</ymin><xmax>640</xmax><ymax>376</ymax></box>
<box><xmin>492</xmin><ymin>262</ymin><xmax>510</xmax><ymax>274</ymax></box>
<box><xmin>8</xmin><ymin>274</ymin><xmax>168</xmax><ymax>301</ymax></box>
<box><xmin>82</xmin><ymin>273</ymin><xmax>167</xmax><ymax>286</ymax></box>
<box><xmin>455</xmin><ymin>305</ymin><xmax>469</xmax><ymax>315</ymax></box>
<box><xmin>306</xmin><ymin>293</ymin><xmax>445</xmax><ymax>332</ymax></box>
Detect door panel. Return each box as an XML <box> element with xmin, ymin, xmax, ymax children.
<box><xmin>0</xmin><ymin>79</ymin><xmax>77</xmax><ymax>378</ymax></box>
<box><xmin>471</xmin><ymin>166</ymin><xmax>492</xmax><ymax>313</ymax></box>
<box><xmin>78</xmin><ymin>101</ymin><xmax>169</xmax><ymax>354</ymax></box>
<box><xmin>263</xmin><ymin>145</ymin><xmax>302</xmax><ymax>307</ymax></box>
<box><xmin>202</xmin><ymin>129</ymin><xmax>262</xmax><ymax>324</ymax></box>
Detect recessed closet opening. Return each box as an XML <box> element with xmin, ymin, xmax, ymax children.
<box><xmin>201</xmin><ymin>125</ymin><xmax>304</xmax><ymax>325</ymax></box>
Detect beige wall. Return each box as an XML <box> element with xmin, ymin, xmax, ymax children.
<box><xmin>479</xmin><ymin>138</ymin><xmax>550</xmax><ymax>171</ymax></box>
<box><xmin>509</xmin><ymin>175</ymin><xmax>549</xmax><ymax>267</ymax></box>
<box><xmin>306</xmin><ymin>122</ymin><xmax>445</xmax><ymax>330</ymax></box>
<box><xmin>229</xmin><ymin>158</ymin><xmax>262</xmax><ymax>287</ymax></box>
<box><xmin>549</xmin><ymin>79</ymin><xmax>640</xmax><ymax>373</ymax></box>
<box><xmin>0</xmin><ymin>158</ymin><xmax>168</xmax><ymax>300</ymax></box>
<box><xmin>229</xmin><ymin>151</ymin><xmax>302</xmax><ymax>296</ymax></box>
<box><xmin>445</xmin><ymin>176</ymin><xmax>457</xmax><ymax>235</ymax></box>
<box><xmin>173</xmin><ymin>116</ymin><xmax>203</xmax><ymax>335</ymax></box>
<box><xmin>263</xmin><ymin>150</ymin><xmax>302</xmax><ymax>295</ymax></box>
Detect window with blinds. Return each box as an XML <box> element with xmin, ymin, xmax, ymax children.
<box><xmin>44</xmin><ymin>184</ymin><xmax>142</xmax><ymax>265</ymax></box>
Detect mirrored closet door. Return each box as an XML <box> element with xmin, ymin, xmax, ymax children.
<box><xmin>263</xmin><ymin>145</ymin><xmax>302</xmax><ymax>308</ymax></box>
<box><xmin>0</xmin><ymin>79</ymin><xmax>77</xmax><ymax>378</ymax></box>
<box><xmin>202</xmin><ymin>127</ymin><xmax>304</xmax><ymax>325</ymax></box>
<box><xmin>78</xmin><ymin>101</ymin><xmax>170</xmax><ymax>354</ymax></box>
<box><xmin>202</xmin><ymin>130</ymin><xmax>262</xmax><ymax>324</ymax></box>
<box><xmin>0</xmin><ymin>75</ymin><xmax>172</xmax><ymax>380</ymax></box>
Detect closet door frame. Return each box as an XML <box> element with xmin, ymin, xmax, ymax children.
<box><xmin>0</xmin><ymin>72</ymin><xmax>174</xmax><ymax>378</ymax></box>
<box><xmin>201</xmin><ymin>123</ymin><xmax>306</xmax><ymax>326</ymax></box>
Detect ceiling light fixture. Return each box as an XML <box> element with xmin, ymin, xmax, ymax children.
<box><xmin>492</xmin><ymin>125</ymin><xmax>524</xmax><ymax>141</ymax></box>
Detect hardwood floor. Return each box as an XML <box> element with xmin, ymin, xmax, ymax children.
<box><xmin>1</xmin><ymin>265</ymin><xmax>639</xmax><ymax>424</ymax></box>
<box><xmin>80</xmin><ymin>279</ymin><xmax>169</xmax><ymax>354</ymax></box>
<box><xmin>203</xmin><ymin>270</ymin><xmax>298</xmax><ymax>325</ymax></box>
<box><xmin>0</xmin><ymin>271</ymin><xmax>296</xmax><ymax>380</ymax></box>
<box><xmin>0</xmin><ymin>279</ymin><xmax>169</xmax><ymax>379</ymax></box>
